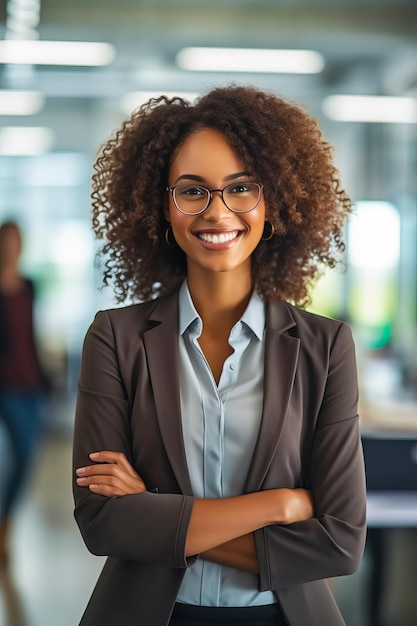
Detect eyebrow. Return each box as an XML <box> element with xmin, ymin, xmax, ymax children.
<box><xmin>174</xmin><ymin>171</ymin><xmax>252</xmax><ymax>184</ymax></box>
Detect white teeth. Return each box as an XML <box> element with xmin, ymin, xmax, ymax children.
<box><xmin>198</xmin><ymin>231</ymin><xmax>239</xmax><ymax>244</ymax></box>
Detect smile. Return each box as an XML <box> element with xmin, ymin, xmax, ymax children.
<box><xmin>197</xmin><ymin>231</ymin><xmax>240</xmax><ymax>244</ymax></box>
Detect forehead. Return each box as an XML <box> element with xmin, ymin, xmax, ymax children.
<box><xmin>169</xmin><ymin>128</ymin><xmax>245</xmax><ymax>180</ymax></box>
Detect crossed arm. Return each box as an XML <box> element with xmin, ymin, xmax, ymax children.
<box><xmin>76</xmin><ymin>450</ymin><xmax>314</xmax><ymax>572</ymax></box>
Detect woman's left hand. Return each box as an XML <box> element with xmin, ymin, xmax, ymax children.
<box><xmin>76</xmin><ymin>451</ymin><xmax>147</xmax><ymax>496</ymax></box>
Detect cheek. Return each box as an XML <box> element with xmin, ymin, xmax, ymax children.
<box><xmin>169</xmin><ymin>210</ymin><xmax>193</xmax><ymax>238</ymax></box>
<box><xmin>247</xmin><ymin>205</ymin><xmax>266</xmax><ymax>236</ymax></box>
<box><xmin>165</xmin><ymin>198</ymin><xmax>190</xmax><ymax>230</ymax></box>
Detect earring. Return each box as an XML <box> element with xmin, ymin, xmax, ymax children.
<box><xmin>262</xmin><ymin>221</ymin><xmax>275</xmax><ymax>241</ymax></box>
<box><xmin>165</xmin><ymin>225</ymin><xmax>177</xmax><ymax>247</ymax></box>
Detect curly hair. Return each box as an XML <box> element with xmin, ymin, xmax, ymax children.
<box><xmin>92</xmin><ymin>85</ymin><xmax>351</xmax><ymax>307</ymax></box>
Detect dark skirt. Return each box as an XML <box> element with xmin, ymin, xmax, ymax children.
<box><xmin>169</xmin><ymin>602</ymin><xmax>288</xmax><ymax>626</ymax></box>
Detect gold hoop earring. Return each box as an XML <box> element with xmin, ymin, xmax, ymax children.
<box><xmin>262</xmin><ymin>221</ymin><xmax>275</xmax><ymax>241</ymax></box>
<box><xmin>165</xmin><ymin>225</ymin><xmax>177</xmax><ymax>247</ymax></box>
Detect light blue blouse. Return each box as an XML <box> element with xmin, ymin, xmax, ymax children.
<box><xmin>176</xmin><ymin>281</ymin><xmax>277</xmax><ymax>607</ymax></box>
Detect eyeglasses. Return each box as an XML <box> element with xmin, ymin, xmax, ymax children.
<box><xmin>166</xmin><ymin>182</ymin><xmax>263</xmax><ymax>215</ymax></box>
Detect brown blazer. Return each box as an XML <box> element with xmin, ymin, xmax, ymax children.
<box><xmin>72</xmin><ymin>289</ymin><xmax>366</xmax><ymax>626</ymax></box>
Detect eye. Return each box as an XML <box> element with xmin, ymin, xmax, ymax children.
<box><xmin>228</xmin><ymin>183</ymin><xmax>253</xmax><ymax>194</ymax></box>
<box><xmin>178</xmin><ymin>185</ymin><xmax>207</xmax><ymax>198</ymax></box>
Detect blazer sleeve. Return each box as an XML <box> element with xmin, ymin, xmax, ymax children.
<box><xmin>254</xmin><ymin>322</ymin><xmax>367</xmax><ymax>591</ymax></box>
<box><xmin>72</xmin><ymin>310</ymin><xmax>195</xmax><ymax>568</ymax></box>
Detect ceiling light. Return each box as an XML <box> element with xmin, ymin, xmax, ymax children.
<box><xmin>0</xmin><ymin>90</ymin><xmax>45</xmax><ymax>115</ymax></box>
<box><xmin>0</xmin><ymin>127</ymin><xmax>54</xmax><ymax>155</ymax></box>
<box><xmin>323</xmin><ymin>95</ymin><xmax>417</xmax><ymax>123</ymax></box>
<box><xmin>176</xmin><ymin>47</ymin><xmax>324</xmax><ymax>74</ymax></box>
<box><xmin>121</xmin><ymin>91</ymin><xmax>199</xmax><ymax>115</ymax></box>
<box><xmin>0</xmin><ymin>40</ymin><xmax>115</xmax><ymax>66</ymax></box>
<box><xmin>348</xmin><ymin>201</ymin><xmax>400</xmax><ymax>270</ymax></box>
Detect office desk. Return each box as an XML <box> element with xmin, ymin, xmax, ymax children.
<box><xmin>365</xmin><ymin>492</ymin><xmax>417</xmax><ymax>624</ymax></box>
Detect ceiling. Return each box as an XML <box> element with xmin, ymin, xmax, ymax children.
<box><xmin>0</xmin><ymin>0</ymin><xmax>416</xmax><ymax>152</ymax></box>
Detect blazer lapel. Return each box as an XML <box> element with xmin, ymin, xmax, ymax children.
<box><xmin>143</xmin><ymin>291</ymin><xmax>193</xmax><ymax>495</ymax></box>
<box><xmin>244</xmin><ymin>301</ymin><xmax>300</xmax><ymax>492</ymax></box>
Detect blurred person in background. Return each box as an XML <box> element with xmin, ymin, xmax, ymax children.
<box><xmin>0</xmin><ymin>221</ymin><xmax>49</xmax><ymax>566</ymax></box>
<box><xmin>73</xmin><ymin>86</ymin><xmax>366</xmax><ymax>626</ymax></box>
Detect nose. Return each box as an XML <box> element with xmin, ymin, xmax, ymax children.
<box><xmin>204</xmin><ymin>189</ymin><xmax>230</xmax><ymax>220</ymax></box>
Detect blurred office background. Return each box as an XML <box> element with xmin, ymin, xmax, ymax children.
<box><xmin>0</xmin><ymin>0</ymin><xmax>416</xmax><ymax>624</ymax></box>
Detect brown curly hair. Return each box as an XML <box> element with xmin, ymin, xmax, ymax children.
<box><xmin>92</xmin><ymin>84</ymin><xmax>351</xmax><ymax>307</ymax></box>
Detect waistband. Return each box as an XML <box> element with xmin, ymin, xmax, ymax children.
<box><xmin>170</xmin><ymin>602</ymin><xmax>287</xmax><ymax>625</ymax></box>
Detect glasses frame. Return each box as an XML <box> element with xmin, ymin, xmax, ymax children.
<box><xmin>165</xmin><ymin>182</ymin><xmax>263</xmax><ymax>215</ymax></box>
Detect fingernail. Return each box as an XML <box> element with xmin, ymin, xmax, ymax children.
<box><xmin>77</xmin><ymin>477</ymin><xmax>86</xmax><ymax>484</ymax></box>
<box><xmin>76</xmin><ymin>467</ymin><xmax>85</xmax><ymax>475</ymax></box>
<box><xmin>89</xmin><ymin>452</ymin><xmax>99</xmax><ymax>459</ymax></box>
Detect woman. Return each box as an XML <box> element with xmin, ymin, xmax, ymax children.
<box><xmin>0</xmin><ymin>221</ymin><xmax>48</xmax><ymax>565</ymax></box>
<box><xmin>73</xmin><ymin>86</ymin><xmax>366</xmax><ymax>626</ymax></box>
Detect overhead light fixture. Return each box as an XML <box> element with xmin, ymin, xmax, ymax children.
<box><xmin>121</xmin><ymin>91</ymin><xmax>199</xmax><ymax>115</ymax></box>
<box><xmin>0</xmin><ymin>90</ymin><xmax>45</xmax><ymax>115</ymax></box>
<box><xmin>176</xmin><ymin>47</ymin><xmax>324</xmax><ymax>74</ymax></box>
<box><xmin>0</xmin><ymin>127</ymin><xmax>54</xmax><ymax>155</ymax></box>
<box><xmin>0</xmin><ymin>40</ymin><xmax>115</xmax><ymax>66</ymax></box>
<box><xmin>348</xmin><ymin>201</ymin><xmax>400</xmax><ymax>270</ymax></box>
<box><xmin>323</xmin><ymin>95</ymin><xmax>417</xmax><ymax>123</ymax></box>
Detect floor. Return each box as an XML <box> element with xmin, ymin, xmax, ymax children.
<box><xmin>1</xmin><ymin>429</ymin><xmax>417</xmax><ymax>626</ymax></box>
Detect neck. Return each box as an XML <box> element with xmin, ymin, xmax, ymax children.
<box><xmin>186</xmin><ymin>265</ymin><xmax>254</xmax><ymax>332</ymax></box>
<box><xmin>0</xmin><ymin>264</ymin><xmax>22</xmax><ymax>292</ymax></box>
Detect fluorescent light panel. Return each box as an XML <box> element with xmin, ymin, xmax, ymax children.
<box><xmin>176</xmin><ymin>47</ymin><xmax>324</xmax><ymax>74</ymax></box>
<box><xmin>323</xmin><ymin>95</ymin><xmax>417</xmax><ymax>123</ymax></box>
<box><xmin>121</xmin><ymin>91</ymin><xmax>199</xmax><ymax>114</ymax></box>
<box><xmin>348</xmin><ymin>201</ymin><xmax>400</xmax><ymax>270</ymax></box>
<box><xmin>0</xmin><ymin>40</ymin><xmax>115</xmax><ymax>66</ymax></box>
<box><xmin>0</xmin><ymin>90</ymin><xmax>45</xmax><ymax>115</ymax></box>
<box><xmin>0</xmin><ymin>127</ymin><xmax>54</xmax><ymax>155</ymax></box>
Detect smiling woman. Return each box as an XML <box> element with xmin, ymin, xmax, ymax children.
<box><xmin>73</xmin><ymin>85</ymin><xmax>366</xmax><ymax>626</ymax></box>
<box><xmin>91</xmin><ymin>86</ymin><xmax>351</xmax><ymax>306</ymax></box>
<box><xmin>164</xmin><ymin>128</ymin><xmax>266</xmax><ymax>279</ymax></box>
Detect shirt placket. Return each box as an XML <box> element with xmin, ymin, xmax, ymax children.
<box><xmin>199</xmin><ymin>324</ymin><xmax>248</xmax><ymax>605</ymax></box>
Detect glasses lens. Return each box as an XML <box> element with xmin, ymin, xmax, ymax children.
<box><xmin>173</xmin><ymin>185</ymin><xmax>209</xmax><ymax>214</ymax></box>
<box><xmin>223</xmin><ymin>183</ymin><xmax>261</xmax><ymax>212</ymax></box>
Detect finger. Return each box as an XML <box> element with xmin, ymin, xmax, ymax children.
<box><xmin>89</xmin><ymin>451</ymin><xmax>140</xmax><ymax>480</ymax></box>
<box><xmin>76</xmin><ymin>472</ymin><xmax>146</xmax><ymax>495</ymax></box>
<box><xmin>77</xmin><ymin>473</ymin><xmax>123</xmax><ymax>488</ymax></box>
<box><xmin>88</xmin><ymin>483</ymin><xmax>125</xmax><ymax>497</ymax></box>
<box><xmin>78</xmin><ymin>452</ymin><xmax>141</xmax><ymax>481</ymax></box>
<box><xmin>76</xmin><ymin>463</ymin><xmax>126</xmax><ymax>477</ymax></box>
<box><xmin>76</xmin><ymin>463</ymin><xmax>146</xmax><ymax>491</ymax></box>
<box><xmin>77</xmin><ymin>473</ymin><xmax>139</xmax><ymax>494</ymax></box>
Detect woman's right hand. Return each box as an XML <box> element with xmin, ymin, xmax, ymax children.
<box><xmin>75</xmin><ymin>451</ymin><xmax>147</xmax><ymax>497</ymax></box>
